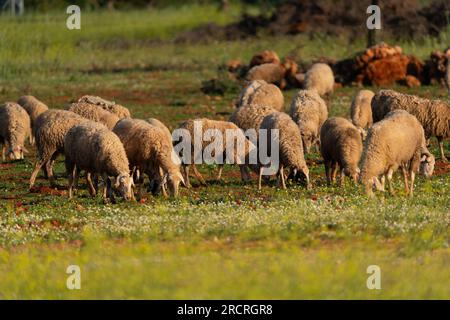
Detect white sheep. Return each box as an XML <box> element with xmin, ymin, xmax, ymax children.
<box><xmin>64</xmin><ymin>121</ymin><xmax>133</xmax><ymax>202</ymax></box>
<box><xmin>17</xmin><ymin>95</ymin><xmax>49</xmax><ymax>145</ymax></box>
<box><xmin>258</xmin><ymin>111</ymin><xmax>310</xmax><ymax>190</ymax></box>
<box><xmin>176</xmin><ymin>118</ymin><xmax>256</xmax><ymax>187</ymax></box>
<box><xmin>289</xmin><ymin>89</ymin><xmax>328</xmax><ymax>153</ymax></box>
<box><xmin>237</xmin><ymin>80</ymin><xmax>285</xmax><ymax>111</ymax></box>
<box><xmin>77</xmin><ymin>95</ymin><xmax>131</xmax><ymax>119</ymax></box>
<box><xmin>66</xmin><ymin>102</ymin><xmax>120</xmax><ymax>130</ymax></box>
<box><xmin>304</xmin><ymin>63</ymin><xmax>334</xmax><ymax>97</ymax></box>
<box><xmin>0</xmin><ymin>102</ymin><xmax>31</xmax><ymax>161</ymax></box>
<box><xmin>29</xmin><ymin>110</ymin><xmax>87</xmax><ymax>189</ymax></box>
<box><xmin>371</xmin><ymin>89</ymin><xmax>450</xmax><ymax>161</ymax></box>
<box><xmin>350</xmin><ymin>89</ymin><xmax>375</xmax><ymax>133</ymax></box>
<box><xmin>359</xmin><ymin>110</ymin><xmax>435</xmax><ymax>197</ymax></box>
<box><xmin>113</xmin><ymin>118</ymin><xmax>184</xmax><ymax>197</ymax></box>
<box><xmin>320</xmin><ymin>117</ymin><xmax>363</xmax><ymax>185</ymax></box>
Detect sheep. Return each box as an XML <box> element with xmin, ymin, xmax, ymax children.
<box><xmin>17</xmin><ymin>95</ymin><xmax>49</xmax><ymax>145</ymax></box>
<box><xmin>249</xmin><ymin>50</ymin><xmax>280</xmax><ymax>68</ymax></box>
<box><xmin>304</xmin><ymin>63</ymin><xmax>334</xmax><ymax>97</ymax></box>
<box><xmin>146</xmin><ymin>118</ymin><xmax>172</xmax><ymax>143</ymax></box>
<box><xmin>78</xmin><ymin>95</ymin><xmax>131</xmax><ymax>119</ymax></box>
<box><xmin>289</xmin><ymin>89</ymin><xmax>328</xmax><ymax>153</ymax></box>
<box><xmin>236</xmin><ymin>80</ymin><xmax>285</xmax><ymax>111</ymax></box>
<box><xmin>359</xmin><ymin>110</ymin><xmax>435</xmax><ymax>197</ymax></box>
<box><xmin>66</xmin><ymin>102</ymin><xmax>120</xmax><ymax>130</ymax></box>
<box><xmin>113</xmin><ymin>118</ymin><xmax>184</xmax><ymax>197</ymax></box>
<box><xmin>246</xmin><ymin>63</ymin><xmax>286</xmax><ymax>88</ymax></box>
<box><xmin>64</xmin><ymin>121</ymin><xmax>133</xmax><ymax>202</ymax></box>
<box><xmin>29</xmin><ymin>110</ymin><xmax>87</xmax><ymax>189</ymax></box>
<box><xmin>0</xmin><ymin>102</ymin><xmax>31</xmax><ymax>161</ymax></box>
<box><xmin>350</xmin><ymin>89</ymin><xmax>375</xmax><ymax>134</ymax></box>
<box><xmin>371</xmin><ymin>89</ymin><xmax>450</xmax><ymax>162</ymax></box>
<box><xmin>320</xmin><ymin>117</ymin><xmax>363</xmax><ymax>185</ymax></box>
<box><xmin>229</xmin><ymin>104</ymin><xmax>276</xmax><ymax>134</ymax></box>
<box><xmin>258</xmin><ymin>111</ymin><xmax>310</xmax><ymax>190</ymax></box>
<box><xmin>175</xmin><ymin>118</ymin><xmax>256</xmax><ymax>187</ymax></box>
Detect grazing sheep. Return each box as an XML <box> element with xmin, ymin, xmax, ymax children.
<box><xmin>359</xmin><ymin>110</ymin><xmax>435</xmax><ymax>197</ymax></box>
<box><xmin>320</xmin><ymin>117</ymin><xmax>363</xmax><ymax>185</ymax></box>
<box><xmin>78</xmin><ymin>95</ymin><xmax>131</xmax><ymax>119</ymax></box>
<box><xmin>64</xmin><ymin>121</ymin><xmax>133</xmax><ymax>202</ymax></box>
<box><xmin>304</xmin><ymin>63</ymin><xmax>334</xmax><ymax>97</ymax></box>
<box><xmin>17</xmin><ymin>95</ymin><xmax>49</xmax><ymax>145</ymax></box>
<box><xmin>0</xmin><ymin>102</ymin><xmax>31</xmax><ymax>161</ymax></box>
<box><xmin>66</xmin><ymin>102</ymin><xmax>120</xmax><ymax>129</ymax></box>
<box><xmin>176</xmin><ymin>118</ymin><xmax>256</xmax><ymax>187</ymax></box>
<box><xmin>229</xmin><ymin>104</ymin><xmax>276</xmax><ymax>134</ymax></box>
<box><xmin>259</xmin><ymin>112</ymin><xmax>310</xmax><ymax>190</ymax></box>
<box><xmin>237</xmin><ymin>80</ymin><xmax>284</xmax><ymax>111</ymax></box>
<box><xmin>146</xmin><ymin>118</ymin><xmax>172</xmax><ymax>143</ymax></box>
<box><xmin>371</xmin><ymin>89</ymin><xmax>450</xmax><ymax>161</ymax></box>
<box><xmin>289</xmin><ymin>89</ymin><xmax>328</xmax><ymax>153</ymax></box>
<box><xmin>350</xmin><ymin>89</ymin><xmax>375</xmax><ymax>133</ymax></box>
<box><xmin>29</xmin><ymin>110</ymin><xmax>87</xmax><ymax>189</ymax></box>
<box><xmin>113</xmin><ymin>118</ymin><xmax>183</xmax><ymax>197</ymax></box>
<box><xmin>246</xmin><ymin>63</ymin><xmax>287</xmax><ymax>89</ymax></box>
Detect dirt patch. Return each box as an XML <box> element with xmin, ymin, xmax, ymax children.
<box><xmin>433</xmin><ymin>161</ymin><xmax>450</xmax><ymax>176</ymax></box>
<box><xmin>177</xmin><ymin>0</ymin><xmax>449</xmax><ymax>43</ymax></box>
<box><xmin>29</xmin><ymin>186</ymin><xmax>67</xmax><ymax>196</ymax></box>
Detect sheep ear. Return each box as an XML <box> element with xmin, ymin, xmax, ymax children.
<box><xmin>420</xmin><ymin>155</ymin><xmax>427</xmax><ymax>162</ymax></box>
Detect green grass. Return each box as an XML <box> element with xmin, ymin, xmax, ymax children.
<box><xmin>0</xmin><ymin>6</ymin><xmax>449</xmax><ymax>299</ymax></box>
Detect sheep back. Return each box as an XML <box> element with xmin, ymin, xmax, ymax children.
<box><xmin>304</xmin><ymin>63</ymin><xmax>334</xmax><ymax>96</ymax></box>
<box><xmin>350</xmin><ymin>89</ymin><xmax>374</xmax><ymax>129</ymax></box>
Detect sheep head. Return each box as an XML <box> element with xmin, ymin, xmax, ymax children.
<box><xmin>114</xmin><ymin>173</ymin><xmax>134</xmax><ymax>201</ymax></box>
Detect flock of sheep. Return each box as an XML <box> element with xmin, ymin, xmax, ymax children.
<box><xmin>0</xmin><ymin>62</ymin><xmax>449</xmax><ymax>202</ymax></box>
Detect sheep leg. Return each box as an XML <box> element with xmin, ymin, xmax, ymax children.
<box><xmin>68</xmin><ymin>166</ymin><xmax>76</xmax><ymax>199</ymax></box>
<box><xmin>324</xmin><ymin>160</ymin><xmax>332</xmax><ymax>185</ymax></box>
<box><xmin>331</xmin><ymin>162</ymin><xmax>338</xmax><ymax>183</ymax></box>
<box><xmin>216</xmin><ymin>164</ymin><xmax>224</xmax><ymax>181</ymax></box>
<box><xmin>30</xmin><ymin>155</ymin><xmax>51</xmax><ymax>189</ymax></box>
<box><xmin>339</xmin><ymin>168</ymin><xmax>345</xmax><ymax>187</ymax></box>
<box><xmin>46</xmin><ymin>154</ymin><xmax>58</xmax><ymax>187</ymax></box>
<box><xmin>192</xmin><ymin>164</ymin><xmax>207</xmax><ymax>186</ymax></box>
<box><xmin>86</xmin><ymin>173</ymin><xmax>97</xmax><ymax>197</ymax></box>
<box><xmin>277</xmin><ymin>166</ymin><xmax>286</xmax><ymax>190</ymax></box>
<box><xmin>1</xmin><ymin>145</ymin><xmax>6</xmax><ymax>162</ymax></box>
<box><xmin>258</xmin><ymin>166</ymin><xmax>263</xmax><ymax>190</ymax></box>
<box><xmin>409</xmin><ymin>171</ymin><xmax>416</xmax><ymax>197</ymax></box>
<box><xmin>239</xmin><ymin>165</ymin><xmax>251</xmax><ymax>182</ymax></box>
<box><xmin>438</xmin><ymin>138</ymin><xmax>447</xmax><ymax>162</ymax></box>
<box><xmin>401</xmin><ymin>167</ymin><xmax>409</xmax><ymax>195</ymax></box>
<box><xmin>183</xmin><ymin>165</ymin><xmax>191</xmax><ymax>188</ymax></box>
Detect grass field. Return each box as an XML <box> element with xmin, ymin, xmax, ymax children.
<box><xmin>0</xmin><ymin>5</ymin><xmax>449</xmax><ymax>299</ymax></box>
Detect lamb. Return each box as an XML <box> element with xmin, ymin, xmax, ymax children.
<box><xmin>304</xmin><ymin>63</ymin><xmax>334</xmax><ymax>97</ymax></box>
<box><xmin>359</xmin><ymin>110</ymin><xmax>435</xmax><ymax>197</ymax></box>
<box><xmin>176</xmin><ymin>118</ymin><xmax>256</xmax><ymax>187</ymax></box>
<box><xmin>350</xmin><ymin>89</ymin><xmax>375</xmax><ymax>133</ymax></box>
<box><xmin>29</xmin><ymin>110</ymin><xmax>87</xmax><ymax>189</ymax></box>
<box><xmin>66</xmin><ymin>102</ymin><xmax>120</xmax><ymax>129</ymax></box>
<box><xmin>320</xmin><ymin>117</ymin><xmax>363</xmax><ymax>185</ymax></box>
<box><xmin>64</xmin><ymin>121</ymin><xmax>133</xmax><ymax>202</ymax></box>
<box><xmin>236</xmin><ymin>80</ymin><xmax>284</xmax><ymax>111</ymax></box>
<box><xmin>0</xmin><ymin>102</ymin><xmax>31</xmax><ymax>161</ymax></box>
<box><xmin>113</xmin><ymin>119</ymin><xmax>184</xmax><ymax>197</ymax></box>
<box><xmin>17</xmin><ymin>95</ymin><xmax>49</xmax><ymax>145</ymax></box>
<box><xmin>289</xmin><ymin>89</ymin><xmax>328</xmax><ymax>153</ymax></box>
<box><xmin>258</xmin><ymin>112</ymin><xmax>310</xmax><ymax>190</ymax></box>
<box><xmin>371</xmin><ymin>89</ymin><xmax>450</xmax><ymax>161</ymax></box>
<box><xmin>78</xmin><ymin>95</ymin><xmax>131</xmax><ymax>119</ymax></box>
